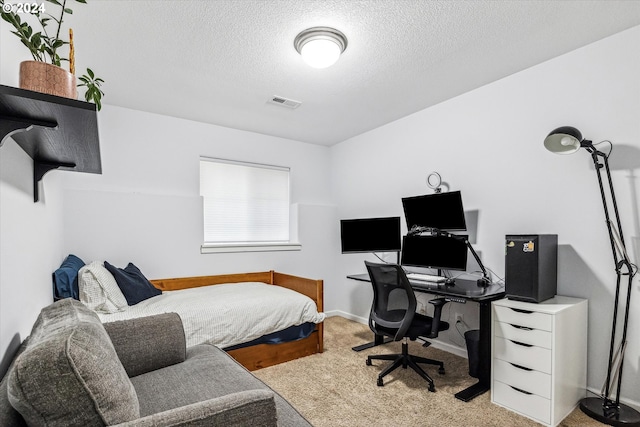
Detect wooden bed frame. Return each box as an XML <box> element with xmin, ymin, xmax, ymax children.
<box><xmin>150</xmin><ymin>271</ymin><xmax>323</xmax><ymax>371</ymax></box>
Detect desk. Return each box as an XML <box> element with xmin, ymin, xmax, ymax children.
<box><xmin>347</xmin><ymin>273</ymin><xmax>505</xmax><ymax>402</ymax></box>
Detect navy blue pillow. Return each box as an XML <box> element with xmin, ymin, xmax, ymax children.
<box><xmin>52</xmin><ymin>254</ymin><xmax>85</xmax><ymax>300</ymax></box>
<box><xmin>104</xmin><ymin>262</ymin><xmax>161</xmax><ymax>305</ymax></box>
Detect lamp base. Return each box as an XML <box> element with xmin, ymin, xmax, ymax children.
<box><xmin>580</xmin><ymin>397</ymin><xmax>640</xmax><ymax>426</ymax></box>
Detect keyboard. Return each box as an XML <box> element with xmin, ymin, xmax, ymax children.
<box><xmin>411</xmin><ymin>281</ymin><xmax>440</xmax><ymax>291</ymax></box>
<box><xmin>406</xmin><ymin>273</ymin><xmax>447</xmax><ymax>283</ymax></box>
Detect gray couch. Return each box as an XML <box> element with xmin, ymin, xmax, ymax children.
<box><xmin>0</xmin><ymin>299</ymin><xmax>312</xmax><ymax>426</ymax></box>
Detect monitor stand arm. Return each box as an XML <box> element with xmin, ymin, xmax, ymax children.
<box><xmin>464</xmin><ymin>238</ymin><xmax>491</xmax><ymax>287</ymax></box>
<box><xmin>422</xmin><ymin>227</ymin><xmax>491</xmax><ymax>287</ymax></box>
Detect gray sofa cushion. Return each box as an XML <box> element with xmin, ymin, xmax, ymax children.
<box><xmin>131</xmin><ymin>344</ymin><xmax>312</xmax><ymax>427</ymax></box>
<box><xmin>7</xmin><ymin>299</ymin><xmax>140</xmax><ymax>426</ymax></box>
<box><xmin>112</xmin><ymin>390</ymin><xmax>278</xmax><ymax>427</ymax></box>
<box><xmin>104</xmin><ymin>313</ymin><xmax>187</xmax><ymax>377</ymax></box>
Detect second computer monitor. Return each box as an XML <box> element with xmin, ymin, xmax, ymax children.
<box><xmin>401</xmin><ymin>234</ymin><xmax>468</xmax><ymax>271</ymax></box>
<box><xmin>402</xmin><ymin>191</ymin><xmax>466</xmax><ymax>231</ymax></box>
<box><xmin>340</xmin><ymin>216</ymin><xmax>401</xmax><ymax>253</ymax></box>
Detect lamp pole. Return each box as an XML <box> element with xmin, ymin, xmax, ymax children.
<box><xmin>579</xmin><ymin>142</ymin><xmax>638</xmax><ymax>426</ymax></box>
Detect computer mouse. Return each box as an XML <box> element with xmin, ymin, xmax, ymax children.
<box><xmin>444</xmin><ymin>278</ymin><xmax>455</xmax><ymax>286</ymax></box>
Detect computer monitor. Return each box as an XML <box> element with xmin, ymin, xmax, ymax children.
<box><xmin>401</xmin><ymin>234</ymin><xmax>468</xmax><ymax>271</ymax></box>
<box><xmin>401</xmin><ymin>191</ymin><xmax>466</xmax><ymax>231</ymax></box>
<box><xmin>340</xmin><ymin>217</ymin><xmax>401</xmax><ymax>253</ymax></box>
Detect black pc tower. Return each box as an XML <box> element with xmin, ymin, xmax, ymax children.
<box><xmin>505</xmin><ymin>234</ymin><xmax>558</xmax><ymax>303</ymax></box>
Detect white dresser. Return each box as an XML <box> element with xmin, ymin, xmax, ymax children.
<box><xmin>491</xmin><ymin>296</ymin><xmax>588</xmax><ymax>426</ymax></box>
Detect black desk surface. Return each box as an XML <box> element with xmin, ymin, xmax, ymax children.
<box><xmin>347</xmin><ymin>273</ymin><xmax>505</xmax><ymax>302</ymax></box>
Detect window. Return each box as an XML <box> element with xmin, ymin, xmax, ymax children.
<box><xmin>199</xmin><ymin>157</ymin><xmax>300</xmax><ymax>253</ymax></box>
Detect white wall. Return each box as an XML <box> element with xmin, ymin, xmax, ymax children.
<box><xmin>0</xmin><ymin>139</ymin><xmax>64</xmax><ymax>368</ymax></box>
<box><xmin>60</xmin><ymin>105</ymin><xmax>336</xmax><ymax>282</ymax></box>
<box><xmin>330</xmin><ymin>26</ymin><xmax>640</xmax><ymax>405</ymax></box>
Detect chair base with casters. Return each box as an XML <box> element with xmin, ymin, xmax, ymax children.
<box><xmin>366</xmin><ymin>337</ymin><xmax>445</xmax><ymax>392</ymax></box>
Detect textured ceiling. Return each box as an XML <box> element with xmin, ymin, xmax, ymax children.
<box><xmin>3</xmin><ymin>1</ymin><xmax>640</xmax><ymax>146</ymax></box>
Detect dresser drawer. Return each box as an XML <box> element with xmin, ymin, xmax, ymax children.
<box><xmin>494</xmin><ymin>305</ymin><xmax>552</xmax><ymax>331</ymax></box>
<box><xmin>493</xmin><ymin>358</ymin><xmax>551</xmax><ymax>399</ymax></box>
<box><xmin>494</xmin><ymin>336</ymin><xmax>552</xmax><ymax>374</ymax></box>
<box><xmin>494</xmin><ymin>321</ymin><xmax>552</xmax><ymax>349</ymax></box>
<box><xmin>493</xmin><ymin>380</ymin><xmax>551</xmax><ymax>425</ymax></box>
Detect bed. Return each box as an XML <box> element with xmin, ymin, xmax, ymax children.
<box><xmin>99</xmin><ymin>270</ymin><xmax>325</xmax><ymax>371</ymax></box>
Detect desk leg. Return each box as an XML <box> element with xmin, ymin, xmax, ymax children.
<box><xmin>454</xmin><ymin>299</ymin><xmax>492</xmax><ymax>402</ymax></box>
<box><xmin>352</xmin><ymin>333</ymin><xmax>393</xmax><ymax>352</ymax></box>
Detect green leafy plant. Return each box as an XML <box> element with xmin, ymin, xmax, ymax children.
<box><xmin>78</xmin><ymin>68</ymin><xmax>103</xmax><ymax>110</ymax></box>
<box><xmin>0</xmin><ymin>0</ymin><xmax>105</xmax><ymax>109</ymax></box>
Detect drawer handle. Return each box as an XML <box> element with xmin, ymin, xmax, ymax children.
<box><xmin>510</xmin><ymin>385</ymin><xmax>533</xmax><ymax>395</ymax></box>
<box><xmin>510</xmin><ymin>308</ymin><xmax>534</xmax><ymax>314</ymax></box>
<box><xmin>509</xmin><ymin>339</ymin><xmax>533</xmax><ymax>348</ymax></box>
<box><xmin>509</xmin><ymin>362</ymin><xmax>533</xmax><ymax>371</ymax></box>
<box><xmin>510</xmin><ymin>324</ymin><xmax>533</xmax><ymax>331</ymax></box>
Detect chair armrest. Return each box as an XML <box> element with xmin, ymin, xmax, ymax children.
<box><xmin>427</xmin><ymin>298</ymin><xmax>449</xmax><ymax>338</ymax></box>
<box><xmin>111</xmin><ymin>390</ymin><xmax>277</xmax><ymax>427</ymax></box>
<box><xmin>104</xmin><ymin>313</ymin><xmax>186</xmax><ymax>377</ymax></box>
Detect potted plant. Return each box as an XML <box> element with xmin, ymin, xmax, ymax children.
<box><xmin>1</xmin><ymin>0</ymin><xmax>104</xmax><ymax>109</ymax></box>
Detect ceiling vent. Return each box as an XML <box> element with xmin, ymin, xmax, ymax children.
<box><xmin>268</xmin><ymin>96</ymin><xmax>301</xmax><ymax>109</ymax></box>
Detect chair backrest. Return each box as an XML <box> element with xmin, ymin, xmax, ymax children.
<box><xmin>365</xmin><ymin>261</ymin><xmax>417</xmax><ymax>341</ymax></box>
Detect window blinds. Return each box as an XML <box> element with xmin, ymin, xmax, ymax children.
<box><xmin>200</xmin><ymin>158</ymin><xmax>290</xmax><ymax>244</ymax></box>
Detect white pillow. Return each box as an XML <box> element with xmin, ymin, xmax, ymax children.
<box><xmin>79</xmin><ymin>261</ymin><xmax>129</xmax><ymax>313</ymax></box>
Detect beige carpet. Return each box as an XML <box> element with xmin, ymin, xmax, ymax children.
<box><xmin>254</xmin><ymin>316</ymin><xmax>606</xmax><ymax>427</ymax></box>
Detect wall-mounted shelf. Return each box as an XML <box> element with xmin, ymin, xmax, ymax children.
<box><xmin>0</xmin><ymin>84</ymin><xmax>101</xmax><ymax>202</ymax></box>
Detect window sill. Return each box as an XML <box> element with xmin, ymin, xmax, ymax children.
<box><xmin>201</xmin><ymin>242</ymin><xmax>302</xmax><ymax>254</ymax></box>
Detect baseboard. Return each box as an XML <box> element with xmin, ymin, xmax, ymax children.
<box><xmin>325</xmin><ymin>310</ymin><xmax>367</xmax><ymax>324</ymax></box>
<box><xmin>420</xmin><ymin>337</ymin><xmax>468</xmax><ymax>359</ymax></box>
<box><xmin>325</xmin><ymin>310</ymin><xmax>468</xmax><ymax>359</ymax></box>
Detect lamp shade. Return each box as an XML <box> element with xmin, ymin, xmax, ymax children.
<box><xmin>300</xmin><ymin>39</ymin><xmax>341</xmax><ymax>68</ymax></box>
<box><xmin>543</xmin><ymin>126</ymin><xmax>583</xmax><ymax>154</ymax></box>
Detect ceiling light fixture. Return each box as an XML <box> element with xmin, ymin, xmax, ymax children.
<box><xmin>294</xmin><ymin>27</ymin><xmax>347</xmax><ymax>69</ymax></box>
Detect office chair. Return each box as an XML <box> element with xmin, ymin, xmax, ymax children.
<box><xmin>364</xmin><ymin>261</ymin><xmax>450</xmax><ymax>392</ymax></box>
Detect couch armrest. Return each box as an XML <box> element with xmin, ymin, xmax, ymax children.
<box><xmin>104</xmin><ymin>313</ymin><xmax>186</xmax><ymax>377</ymax></box>
<box><xmin>111</xmin><ymin>390</ymin><xmax>277</xmax><ymax>427</ymax></box>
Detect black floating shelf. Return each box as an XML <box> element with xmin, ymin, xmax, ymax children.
<box><xmin>0</xmin><ymin>84</ymin><xmax>101</xmax><ymax>202</ymax></box>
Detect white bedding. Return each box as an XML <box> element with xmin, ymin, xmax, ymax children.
<box><xmin>97</xmin><ymin>282</ymin><xmax>325</xmax><ymax>348</ymax></box>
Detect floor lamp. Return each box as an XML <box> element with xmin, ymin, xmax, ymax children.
<box><xmin>544</xmin><ymin>126</ymin><xmax>639</xmax><ymax>426</ymax></box>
